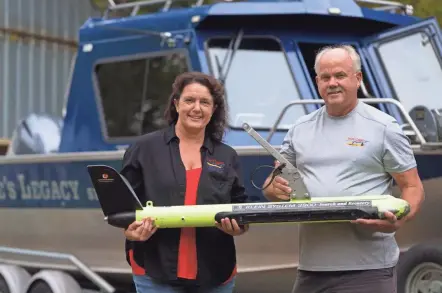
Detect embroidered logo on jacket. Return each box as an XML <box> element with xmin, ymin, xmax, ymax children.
<box><xmin>207</xmin><ymin>158</ymin><xmax>225</xmax><ymax>171</ymax></box>
<box><xmin>346</xmin><ymin>137</ymin><xmax>368</xmax><ymax>147</ymax></box>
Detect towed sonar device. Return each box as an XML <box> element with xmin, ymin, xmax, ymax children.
<box><xmin>87</xmin><ymin>123</ymin><xmax>410</xmax><ymax>229</ymax></box>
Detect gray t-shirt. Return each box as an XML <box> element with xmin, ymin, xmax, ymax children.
<box><xmin>280</xmin><ymin>100</ymin><xmax>416</xmax><ymax>271</ymax></box>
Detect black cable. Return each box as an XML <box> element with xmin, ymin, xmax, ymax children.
<box><xmin>250</xmin><ymin>163</ymin><xmax>286</xmax><ymax>190</ymax></box>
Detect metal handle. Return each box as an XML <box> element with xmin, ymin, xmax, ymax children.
<box><xmin>242</xmin><ymin>123</ymin><xmax>310</xmax><ymax>200</ymax></box>
<box><xmin>243</xmin><ymin>123</ymin><xmax>294</xmax><ymax>168</ymax></box>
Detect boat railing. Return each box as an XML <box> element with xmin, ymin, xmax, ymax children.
<box><xmin>0</xmin><ymin>246</ymin><xmax>115</xmax><ymax>293</ymax></box>
<box><xmin>103</xmin><ymin>0</ymin><xmax>207</xmax><ymax>18</ymax></box>
<box><xmin>354</xmin><ymin>0</ymin><xmax>413</xmax><ymax>15</ymax></box>
<box><xmin>359</xmin><ymin>82</ymin><xmax>416</xmax><ymax>139</ymax></box>
<box><xmin>101</xmin><ymin>0</ymin><xmax>414</xmax><ymax>19</ymax></box>
<box><xmin>266</xmin><ymin>97</ymin><xmax>424</xmax><ymax>143</ymax></box>
<box><xmin>266</xmin><ymin>97</ymin><xmax>442</xmax><ymax>151</ymax></box>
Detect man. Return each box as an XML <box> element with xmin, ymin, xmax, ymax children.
<box><xmin>262</xmin><ymin>45</ymin><xmax>424</xmax><ymax>293</ymax></box>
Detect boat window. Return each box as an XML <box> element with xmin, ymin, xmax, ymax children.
<box><xmin>94</xmin><ymin>51</ymin><xmax>189</xmax><ymax>139</ymax></box>
<box><xmin>207</xmin><ymin>37</ymin><xmax>305</xmax><ymax>130</ymax></box>
<box><xmin>376</xmin><ymin>32</ymin><xmax>442</xmax><ymax>112</ymax></box>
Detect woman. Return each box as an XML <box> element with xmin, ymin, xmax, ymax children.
<box><xmin>120</xmin><ymin>71</ymin><xmax>249</xmax><ymax>293</ymax></box>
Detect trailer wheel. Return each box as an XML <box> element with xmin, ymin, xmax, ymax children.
<box><xmin>24</xmin><ymin>270</ymin><xmax>82</xmax><ymax>293</ymax></box>
<box><xmin>397</xmin><ymin>244</ymin><xmax>442</xmax><ymax>293</ymax></box>
<box><xmin>27</xmin><ymin>280</ymin><xmax>52</xmax><ymax>293</ymax></box>
<box><xmin>0</xmin><ymin>275</ymin><xmax>10</xmax><ymax>293</ymax></box>
<box><xmin>0</xmin><ymin>264</ymin><xmax>31</xmax><ymax>293</ymax></box>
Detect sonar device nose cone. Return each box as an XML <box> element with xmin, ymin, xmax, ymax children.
<box><xmin>106</xmin><ymin>212</ymin><xmax>136</xmax><ymax>229</ymax></box>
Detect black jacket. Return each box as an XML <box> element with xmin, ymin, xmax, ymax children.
<box><xmin>120</xmin><ymin>124</ymin><xmax>248</xmax><ymax>287</ymax></box>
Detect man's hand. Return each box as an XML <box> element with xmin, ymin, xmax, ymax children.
<box><xmin>124</xmin><ymin>217</ymin><xmax>158</xmax><ymax>241</ymax></box>
<box><xmin>215</xmin><ymin>217</ymin><xmax>249</xmax><ymax>236</ymax></box>
<box><xmin>263</xmin><ymin>161</ymin><xmax>292</xmax><ymax>201</ymax></box>
<box><xmin>351</xmin><ymin>211</ymin><xmax>403</xmax><ymax>233</ymax></box>
<box><xmin>271</xmin><ymin>176</ymin><xmax>292</xmax><ymax>201</ymax></box>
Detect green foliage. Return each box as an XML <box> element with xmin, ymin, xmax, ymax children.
<box><xmin>401</xmin><ymin>0</ymin><xmax>442</xmax><ymax>25</ymax></box>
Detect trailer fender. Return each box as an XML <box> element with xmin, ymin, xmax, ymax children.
<box><xmin>24</xmin><ymin>270</ymin><xmax>82</xmax><ymax>293</ymax></box>
<box><xmin>0</xmin><ymin>264</ymin><xmax>31</xmax><ymax>293</ymax></box>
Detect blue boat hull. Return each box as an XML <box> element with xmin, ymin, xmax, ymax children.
<box><xmin>0</xmin><ymin>153</ymin><xmax>276</xmax><ymax>209</ymax></box>
<box><xmin>0</xmin><ymin>152</ymin><xmax>440</xmax><ymax>208</ymax></box>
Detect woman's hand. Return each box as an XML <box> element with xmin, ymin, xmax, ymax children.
<box><xmin>124</xmin><ymin>218</ymin><xmax>158</xmax><ymax>241</ymax></box>
<box><xmin>215</xmin><ymin>217</ymin><xmax>249</xmax><ymax>236</ymax></box>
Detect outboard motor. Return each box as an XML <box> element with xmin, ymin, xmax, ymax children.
<box><xmin>409</xmin><ymin>105</ymin><xmax>442</xmax><ymax>142</ymax></box>
<box><xmin>6</xmin><ymin>113</ymin><xmax>63</xmax><ymax>155</ymax></box>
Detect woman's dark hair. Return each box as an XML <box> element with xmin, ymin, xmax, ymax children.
<box><xmin>164</xmin><ymin>71</ymin><xmax>228</xmax><ymax>142</ymax></box>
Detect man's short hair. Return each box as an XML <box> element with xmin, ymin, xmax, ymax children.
<box><xmin>314</xmin><ymin>45</ymin><xmax>362</xmax><ymax>74</ymax></box>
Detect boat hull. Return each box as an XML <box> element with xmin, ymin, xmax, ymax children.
<box><xmin>0</xmin><ymin>150</ymin><xmax>441</xmax><ymax>292</ymax></box>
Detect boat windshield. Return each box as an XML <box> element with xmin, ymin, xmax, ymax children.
<box><xmin>206</xmin><ymin>37</ymin><xmax>307</xmax><ymax>130</ymax></box>
<box><xmin>375</xmin><ymin>31</ymin><xmax>442</xmax><ymax>112</ymax></box>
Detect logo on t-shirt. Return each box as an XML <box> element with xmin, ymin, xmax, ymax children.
<box><xmin>346</xmin><ymin>137</ymin><xmax>368</xmax><ymax>147</ymax></box>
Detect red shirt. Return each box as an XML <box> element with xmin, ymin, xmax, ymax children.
<box><xmin>177</xmin><ymin>168</ymin><xmax>201</xmax><ymax>279</ymax></box>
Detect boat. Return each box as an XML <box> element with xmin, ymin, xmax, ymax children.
<box><xmin>0</xmin><ymin>0</ymin><xmax>442</xmax><ymax>292</ymax></box>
